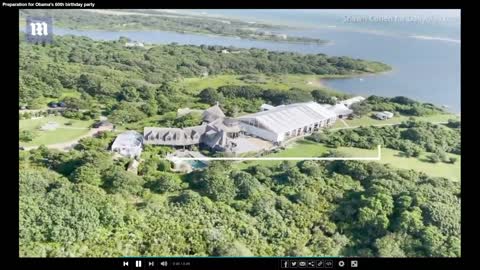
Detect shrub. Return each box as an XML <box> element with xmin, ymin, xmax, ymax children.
<box><xmin>448</xmin><ymin>157</ymin><xmax>458</xmax><ymax>164</ymax></box>
<box><xmin>427</xmin><ymin>154</ymin><xmax>440</xmax><ymax>163</ymax></box>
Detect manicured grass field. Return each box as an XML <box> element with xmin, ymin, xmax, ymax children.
<box><xmin>236</xmin><ymin>140</ymin><xmax>329</xmax><ymax>169</ymax></box>
<box><xmin>236</xmin><ymin>139</ymin><xmax>460</xmax><ymax>181</ymax></box>
<box><xmin>338</xmin><ymin>113</ymin><xmax>459</xmax><ymax>129</ymax></box>
<box><xmin>175</xmin><ymin>74</ymin><xmax>341</xmax><ymax>95</ymax></box>
<box><xmin>268</xmin><ymin>140</ymin><xmax>329</xmax><ymax>158</ymax></box>
<box><xmin>19</xmin><ymin>116</ymin><xmax>94</xmax><ymax>147</ymax></box>
<box><xmin>336</xmin><ymin>146</ymin><xmax>461</xmax><ymax>181</ymax></box>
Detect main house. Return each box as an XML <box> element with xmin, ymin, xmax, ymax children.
<box><xmin>142</xmin><ymin>97</ymin><xmax>363</xmax><ymax>151</ymax></box>
<box><xmin>143</xmin><ymin>104</ymin><xmax>241</xmax><ymax>152</ymax></box>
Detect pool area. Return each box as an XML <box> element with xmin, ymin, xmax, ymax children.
<box><xmin>187</xmin><ymin>160</ymin><xmax>208</xmax><ymax>170</ymax></box>
<box><xmin>167</xmin><ymin>150</ymin><xmax>210</xmax><ymax>173</ymax></box>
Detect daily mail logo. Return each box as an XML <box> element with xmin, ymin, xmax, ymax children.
<box><xmin>26</xmin><ymin>17</ymin><xmax>53</xmax><ymax>44</ymax></box>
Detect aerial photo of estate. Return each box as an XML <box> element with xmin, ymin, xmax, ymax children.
<box><xmin>19</xmin><ymin>9</ymin><xmax>460</xmax><ymax>257</ymax></box>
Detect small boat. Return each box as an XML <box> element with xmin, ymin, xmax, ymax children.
<box><xmin>441</xmin><ymin>105</ymin><xmax>450</xmax><ymax>108</ymax></box>
<box><xmin>359</xmin><ymin>78</ymin><xmax>364</xmax><ymax>81</ymax></box>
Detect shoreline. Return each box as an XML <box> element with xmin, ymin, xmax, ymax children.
<box><xmin>315</xmin><ymin>69</ymin><xmax>394</xmax><ymax>90</ymax></box>
<box><xmin>317</xmin><ymin>70</ymin><xmax>461</xmax><ymax>114</ymax></box>
<box><xmin>51</xmin><ymin>26</ymin><xmax>330</xmax><ymax>45</ymax></box>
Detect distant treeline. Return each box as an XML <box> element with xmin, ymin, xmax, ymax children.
<box><xmin>19</xmin><ymin>33</ymin><xmax>390</xmax><ymax>124</ymax></box>
<box><xmin>20</xmin><ymin>9</ymin><xmax>327</xmax><ymax>44</ymax></box>
<box><xmin>351</xmin><ymin>96</ymin><xmax>445</xmax><ymax>117</ymax></box>
<box><xmin>198</xmin><ymin>85</ymin><xmax>348</xmax><ymax>117</ymax></box>
<box><xmin>309</xmin><ymin>119</ymin><xmax>461</xmax><ymax>156</ymax></box>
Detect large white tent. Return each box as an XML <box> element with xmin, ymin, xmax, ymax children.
<box><xmin>238</xmin><ymin>102</ymin><xmax>338</xmax><ymax>142</ymax></box>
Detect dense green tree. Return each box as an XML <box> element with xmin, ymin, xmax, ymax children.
<box><xmin>70</xmin><ymin>163</ymin><xmax>102</xmax><ymax>186</ymax></box>
<box><xmin>311</xmin><ymin>89</ymin><xmax>335</xmax><ymax>105</ymax></box>
<box><xmin>199</xmin><ymin>88</ymin><xmax>224</xmax><ymax>105</ymax></box>
<box><xmin>200</xmin><ymin>162</ymin><xmax>236</xmax><ymax>202</ymax></box>
<box><xmin>19</xmin><ymin>130</ymin><xmax>36</xmax><ymax>142</ymax></box>
<box><xmin>374</xmin><ymin>233</ymin><xmax>407</xmax><ymax>257</ymax></box>
<box><xmin>231</xmin><ymin>171</ymin><xmax>261</xmax><ymax>200</ymax></box>
<box><xmin>350</xmin><ymin>102</ymin><xmax>372</xmax><ymax>117</ymax></box>
<box><xmin>145</xmin><ymin>172</ymin><xmax>184</xmax><ymax>194</ymax></box>
<box><xmin>213</xmin><ymin>241</ymin><xmax>253</xmax><ymax>256</ymax></box>
<box><xmin>109</xmin><ymin>102</ymin><xmax>147</xmax><ymax>125</ymax></box>
<box><xmin>102</xmin><ymin>166</ymin><xmax>144</xmax><ymax>195</ymax></box>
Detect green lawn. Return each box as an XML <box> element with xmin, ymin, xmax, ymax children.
<box><xmin>36</xmin><ymin>90</ymin><xmax>82</xmax><ymax>109</ymax></box>
<box><xmin>338</xmin><ymin>113</ymin><xmax>459</xmax><ymax>129</ymax></box>
<box><xmin>19</xmin><ymin>116</ymin><xmax>94</xmax><ymax>147</ymax></box>
<box><xmin>175</xmin><ymin>74</ymin><xmax>341</xmax><ymax>95</ymax></box>
<box><xmin>236</xmin><ymin>139</ymin><xmax>460</xmax><ymax>181</ymax></box>
<box><xmin>236</xmin><ymin>140</ymin><xmax>329</xmax><ymax>169</ymax></box>
<box><xmin>336</xmin><ymin>146</ymin><xmax>461</xmax><ymax>181</ymax></box>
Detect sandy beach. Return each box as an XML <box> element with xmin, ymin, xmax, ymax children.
<box><xmin>306</xmin><ymin>78</ymin><xmax>326</xmax><ymax>88</ymax></box>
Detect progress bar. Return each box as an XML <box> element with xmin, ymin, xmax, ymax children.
<box><xmin>166</xmin><ymin>145</ymin><xmax>382</xmax><ymax>161</ymax></box>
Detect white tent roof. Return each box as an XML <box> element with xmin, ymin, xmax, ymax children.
<box><xmin>260</xmin><ymin>104</ymin><xmax>275</xmax><ymax>110</ymax></box>
<box><xmin>238</xmin><ymin>102</ymin><xmax>337</xmax><ymax>134</ymax></box>
<box><xmin>328</xmin><ymin>104</ymin><xmax>353</xmax><ymax>116</ymax></box>
<box><xmin>341</xmin><ymin>96</ymin><xmax>365</xmax><ymax>107</ymax></box>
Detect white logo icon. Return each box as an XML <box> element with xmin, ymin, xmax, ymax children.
<box><xmin>30</xmin><ymin>22</ymin><xmax>48</xmax><ymax>36</ymax></box>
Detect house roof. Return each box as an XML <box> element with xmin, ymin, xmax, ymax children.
<box><xmin>376</xmin><ymin>111</ymin><xmax>394</xmax><ymax>117</ymax></box>
<box><xmin>202</xmin><ymin>104</ymin><xmax>225</xmax><ymax>122</ymax></box>
<box><xmin>341</xmin><ymin>96</ymin><xmax>365</xmax><ymax>107</ymax></box>
<box><xmin>238</xmin><ymin>102</ymin><xmax>337</xmax><ymax>134</ymax></box>
<box><xmin>208</xmin><ymin>118</ymin><xmax>241</xmax><ymax>133</ymax></box>
<box><xmin>112</xmin><ymin>131</ymin><xmax>143</xmax><ymax>148</ymax></box>
<box><xmin>144</xmin><ymin>125</ymin><xmax>207</xmax><ymax>146</ymax></box>
<box><xmin>327</xmin><ymin>104</ymin><xmax>353</xmax><ymax>116</ymax></box>
<box><xmin>143</xmin><ymin>115</ymin><xmax>241</xmax><ymax>147</ymax></box>
<box><xmin>94</xmin><ymin>120</ymin><xmax>113</xmax><ymax>127</ymax></box>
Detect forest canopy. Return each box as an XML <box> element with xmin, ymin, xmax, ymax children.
<box><xmin>19</xmin><ymin>33</ymin><xmax>390</xmax><ymax>106</ymax></box>
<box><xmin>19</xmin><ymin>138</ymin><xmax>460</xmax><ymax>257</ymax></box>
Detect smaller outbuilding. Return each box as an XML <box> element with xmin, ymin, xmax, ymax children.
<box><xmin>93</xmin><ymin>120</ymin><xmax>114</xmax><ymax>129</ymax></box>
<box><xmin>111</xmin><ymin>131</ymin><xmax>143</xmax><ymax>159</ymax></box>
<box><xmin>374</xmin><ymin>111</ymin><xmax>394</xmax><ymax>120</ymax></box>
<box><xmin>341</xmin><ymin>96</ymin><xmax>366</xmax><ymax>108</ymax></box>
<box><xmin>125</xmin><ymin>41</ymin><xmax>144</xmax><ymax>47</ymax></box>
<box><xmin>325</xmin><ymin>103</ymin><xmax>353</xmax><ymax>119</ymax></box>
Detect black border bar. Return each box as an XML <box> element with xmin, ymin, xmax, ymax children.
<box><xmin>16</xmin><ymin>257</ymin><xmax>463</xmax><ymax>270</ymax></box>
